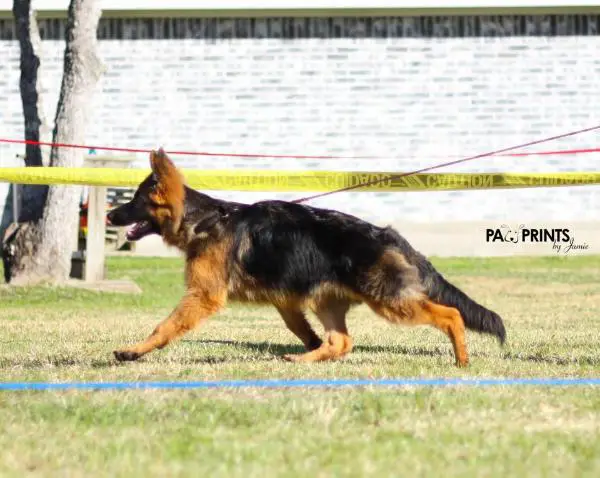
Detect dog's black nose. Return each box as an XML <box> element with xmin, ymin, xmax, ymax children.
<box><xmin>106</xmin><ymin>209</ymin><xmax>115</xmax><ymax>225</ymax></box>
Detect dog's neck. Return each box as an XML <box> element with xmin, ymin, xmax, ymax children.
<box><xmin>161</xmin><ymin>187</ymin><xmax>244</xmax><ymax>252</ymax></box>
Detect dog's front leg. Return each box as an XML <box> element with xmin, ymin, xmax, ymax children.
<box><xmin>114</xmin><ymin>291</ymin><xmax>225</xmax><ymax>362</ymax></box>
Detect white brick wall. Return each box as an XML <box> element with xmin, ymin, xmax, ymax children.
<box><xmin>1</xmin><ymin>15</ymin><xmax>599</xmax><ymax>233</ymax></box>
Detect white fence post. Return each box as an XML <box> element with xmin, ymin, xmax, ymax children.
<box><xmin>81</xmin><ymin>155</ymin><xmax>135</xmax><ymax>283</ymax></box>
<box><xmin>84</xmin><ymin>185</ymin><xmax>107</xmax><ymax>282</ymax></box>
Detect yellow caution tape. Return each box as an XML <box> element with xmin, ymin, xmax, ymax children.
<box><xmin>0</xmin><ymin>167</ymin><xmax>599</xmax><ymax>192</ymax></box>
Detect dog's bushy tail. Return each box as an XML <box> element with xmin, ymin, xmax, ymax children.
<box><xmin>429</xmin><ymin>273</ymin><xmax>506</xmax><ymax>344</ymax></box>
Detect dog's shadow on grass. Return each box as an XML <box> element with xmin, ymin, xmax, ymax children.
<box><xmin>198</xmin><ymin>339</ymin><xmax>303</xmax><ymax>355</ymax></box>
<box><xmin>190</xmin><ymin>339</ymin><xmax>600</xmax><ymax>366</ymax></box>
<box><xmin>194</xmin><ymin>339</ymin><xmax>452</xmax><ymax>361</ymax></box>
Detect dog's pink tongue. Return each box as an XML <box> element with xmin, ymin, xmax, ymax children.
<box><xmin>126</xmin><ymin>223</ymin><xmax>140</xmax><ymax>240</ymax></box>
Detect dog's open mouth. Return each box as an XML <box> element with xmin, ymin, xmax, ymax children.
<box><xmin>126</xmin><ymin>221</ymin><xmax>154</xmax><ymax>241</ymax></box>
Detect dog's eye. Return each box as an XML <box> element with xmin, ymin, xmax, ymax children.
<box><xmin>147</xmin><ymin>183</ymin><xmax>159</xmax><ymax>197</ymax></box>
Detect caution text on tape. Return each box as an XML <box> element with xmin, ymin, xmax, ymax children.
<box><xmin>0</xmin><ymin>168</ymin><xmax>599</xmax><ymax>192</ymax></box>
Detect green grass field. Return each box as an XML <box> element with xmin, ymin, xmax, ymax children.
<box><xmin>1</xmin><ymin>255</ymin><xmax>599</xmax><ymax>477</ymax></box>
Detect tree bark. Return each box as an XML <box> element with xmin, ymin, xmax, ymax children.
<box><xmin>5</xmin><ymin>0</ymin><xmax>104</xmax><ymax>285</ymax></box>
<box><xmin>12</xmin><ymin>0</ymin><xmax>49</xmax><ymax>222</ymax></box>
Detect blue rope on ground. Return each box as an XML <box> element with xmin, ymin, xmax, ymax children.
<box><xmin>1</xmin><ymin>377</ymin><xmax>599</xmax><ymax>391</ymax></box>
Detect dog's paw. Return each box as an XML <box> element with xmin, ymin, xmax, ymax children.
<box><xmin>113</xmin><ymin>349</ymin><xmax>141</xmax><ymax>362</ymax></box>
<box><xmin>282</xmin><ymin>353</ymin><xmax>314</xmax><ymax>363</ymax></box>
<box><xmin>455</xmin><ymin>358</ymin><xmax>470</xmax><ymax>368</ymax></box>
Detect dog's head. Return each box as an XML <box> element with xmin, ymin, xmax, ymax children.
<box><xmin>107</xmin><ymin>148</ymin><xmax>185</xmax><ymax>241</ymax></box>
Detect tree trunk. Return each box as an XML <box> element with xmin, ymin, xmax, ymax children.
<box><xmin>4</xmin><ymin>0</ymin><xmax>104</xmax><ymax>285</ymax></box>
<box><xmin>12</xmin><ymin>0</ymin><xmax>49</xmax><ymax>222</ymax></box>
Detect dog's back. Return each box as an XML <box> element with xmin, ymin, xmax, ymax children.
<box><xmin>228</xmin><ymin>200</ymin><xmax>412</xmax><ymax>296</ymax></box>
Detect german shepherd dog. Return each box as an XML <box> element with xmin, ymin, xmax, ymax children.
<box><xmin>106</xmin><ymin>149</ymin><xmax>506</xmax><ymax>366</ymax></box>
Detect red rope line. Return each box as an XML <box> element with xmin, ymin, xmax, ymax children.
<box><xmin>0</xmin><ymin>138</ymin><xmax>369</xmax><ymax>159</ymax></box>
<box><xmin>507</xmin><ymin>147</ymin><xmax>600</xmax><ymax>157</ymax></box>
<box><xmin>291</xmin><ymin>124</ymin><xmax>600</xmax><ymax>204</ymax></box>
<box><xmin>1</xmin><ymin>137</ymin><xmax>599</xmax><ymax>160</ymax></box>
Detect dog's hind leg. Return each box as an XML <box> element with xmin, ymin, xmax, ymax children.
<box><xmin>113</xmin><ymin>290</ymin><xmax>225</xmax><ymax>361</ymax></box>
<box><xmin>276</xmin><ymin>306</ymin><xmax>323</xmax><ymax>351</ymax></box>
<box><xmin>368</xmin><ymin>299</ymin><xmax>468</xmax><ymax>367</ymax></box>
<box><xmin>283</xmin><ymin>299</ymin><xmax>352</xmax><ymax>363</ymax></box>
<box><xmin>420</xmin><ymin>301</ymin><xmax>468</xmax><ymax>367</ymax></box>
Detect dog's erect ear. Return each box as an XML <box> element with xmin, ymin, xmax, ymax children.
<box><xmin>148</xmin><ymin>148</ymin><xmax>185</xmax><ymax>235</ymax></box>
<box><xmin>148</xmin><ymin>148</ymin><xmax>184</xmax><ymax>190</ymax></box>
<box><xmin>150</xmin><ymin>148</ymin><xmax>177</xmax><ymax>180</ymax></box>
